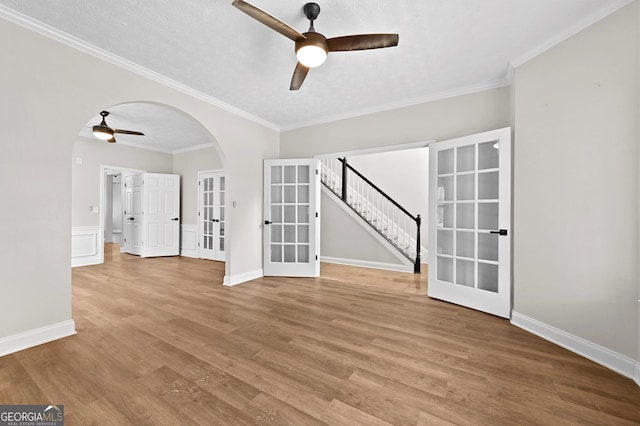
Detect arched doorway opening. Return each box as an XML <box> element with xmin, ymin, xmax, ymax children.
<box><xmin>71</xmin><ymin>101</ymin><xmax>229</xmax><ymax>275</ymax></box>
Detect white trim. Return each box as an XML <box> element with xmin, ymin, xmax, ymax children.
<box><xmin>0</xmin><ymin>5</ymin><xmax>279</xmax><ymax>132</ymax></box>
<box><xmin>172</xmin><ymin>142</ymin><xmax>217</xmax><ymax>155</ymax></box>
<box><xmin>321</xmin><ymin>256</ymin><xmax>413</xmax><ymax>273</ymax></box>
<box><xmin>512</xmin><ymin>312</ymin><xmax>636</xmax><ymax>381</ymax></box>
<box><xmin>0</xmin><ymin>320</ymin><xmax>76</xmax><ymax>357</ymax></box>
<box><xmin>510</xmin><ymin>0</ymin><xmax>635</xmax><ymax>68</ymax></box>
<box><xmin>223</xmin><ymin>269</ymin><xmax>263</xmax><ymax>286</ymax></box>
<box><xmin>180</xmin><ymin>224</ymin><xmax>198</xmax><ymax>258</ymax></box>
<box><xmin>314</xmin><ymin>140</ymin><xmax>434</xmax><ymax>161</ymax></box>
<box><xmin>282</xmin><ymin>80</ymin><xmax>509</xmax><ymax>131</ymax></box>
<box><xmin>635</xmin><ymin>362</ymin><xmax>640</xmax><ymax>387</ymax></box>
<box><xmin>71</xmin><ymin>226</ymin><xmax>101</xmax><ymax>267</ymax></box>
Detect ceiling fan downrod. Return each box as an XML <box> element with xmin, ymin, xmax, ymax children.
<box><xmin>304</xmin><ymin>2</ymin><xmax>320</xmax><ymax>32</ymax></box>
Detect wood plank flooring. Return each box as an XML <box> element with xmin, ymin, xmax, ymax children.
<box><xmin>1</xmin><ymin>254</ymin><xmax>639</xmax><ymax>425</ymax></box>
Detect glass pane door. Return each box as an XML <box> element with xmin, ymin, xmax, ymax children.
<box><xmin>429</xmin><ymin>128</ymin><xmax>511</xmax><ymax>318</ymax></box>
<box><xmin>198</xmin><ymin>171</ymin><xmax>225</xmax><ymax>261</ymax></box>
<box><xmin>264</xmin><ymin>159</ymin><xmax>319</xmax><ymax>277</ymax></box>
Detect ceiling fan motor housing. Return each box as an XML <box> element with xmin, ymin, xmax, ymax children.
<box><xmin>296</xmin><ymin>31</ymin><xmax>328</xmax><ymax>55</ymax></box>
<box><xmin>303</xmin><ymin>3</ymin><xmax>320</xmax><ymax>21</ymax></box>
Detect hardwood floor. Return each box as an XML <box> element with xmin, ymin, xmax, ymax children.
<box><xmin>1</xmin><ymin>255</ymin><xmax>639</xmax><ymax>425</ymax></box>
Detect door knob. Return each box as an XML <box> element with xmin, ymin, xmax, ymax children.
<box><xmin>264</xmin><ymin>220</ymin><xmax>272</xmax><ymax>225</ymax></box>
<box><xmin>489</xmin><ymin>229</ymin><xmax>508</xmax><ymax>236</ymax></box>
<box><xmin>128</xmin><ymin>217</ymin><xmax>134</xmax><ymax>221</ymax></box>
<box><xmin>171</xmin><ymin>218</ymin><xmax>179</xmax><ymax>221</ymax></box>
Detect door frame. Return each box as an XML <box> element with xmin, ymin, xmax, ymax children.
<box><xmin>99</xmin><ymin>165</ymin><xmax>145</xmax><ymax>264</ymax></box>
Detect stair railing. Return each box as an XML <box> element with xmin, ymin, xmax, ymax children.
<box><xmin>320</xmin><ymin>157</ymin><xmax>421</xmax><ymax>273</ymax></box>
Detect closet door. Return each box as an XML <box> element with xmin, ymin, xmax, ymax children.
<box><xmin>140</xmin><ymin>173</ymin><xmax>180</xmax><ymax>258</ymax></box>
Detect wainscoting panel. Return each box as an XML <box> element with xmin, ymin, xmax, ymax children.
<box><xmin>180</xmin><ymin>224</ymin><xmax>198</xmax><ymax>258</ymax></box>
<box><xmin>71</xmin><ymin>226</ymin><xmax>101</xmax><ymax>267</ymax></box>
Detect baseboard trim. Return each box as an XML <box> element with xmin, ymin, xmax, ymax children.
<box><xmin>511</xmin><ymin>312</ymin><xmax>636</xmax><ymax>381</ymax></box>
<box><xmin>223</xmin><ymin>269</ymin><xmax>263</xmax><ymax>286</ymax></box>
<box><xmin>321</xmin><ymin>256</ymin><xmax>414</xmax><ymax>273</ymax></box>
<box><xmin>0</xmin><ymin>320</ymin><xmax>76</xmax><ymax>357</ymax></box>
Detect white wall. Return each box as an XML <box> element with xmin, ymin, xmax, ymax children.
<box><xmin>281</xmin><ymin>88</ymin><xmax>510</xmax><ymax>267</ymax></box>
<box><xmin>172</xmin><ymin>146</ymin><xmax>223</xmax><ymax>226</ymax></box>
<box><xmin>512</xmin><ymin>1</ymin><xmax>639</xmax><ymax>362</ymax></box>
<box><xmin>320</xmin><ymin>190</ymin><xmax>407</xmax><ymax>268</ymax></box>
<box><xmin>111</xmin><ymin>175</ymin><xmax>122</xmax><ymax>243</ymax></box>
<box><xmin>72</xmin><ymin>137</ymin><xmax>173</xmax><ymax>227</ymax></box>
<box><xmin>637</xmin><ymin>0</ymin><xmax>640</xmax><ymax>384</ymax></box>
<box><xmin>0</xmin><ymin>16</ymin><xmax>278</xmax><ymax>351</ymax></box>
<box><xmin>280</xmin><ymin>88</ymin><xmax>510</xmax><ymax>158</ymax></box>
<box><xmin>349</xmin><ymin>147</ymin><xmax>429</xmax><ymax>248</ymax></box>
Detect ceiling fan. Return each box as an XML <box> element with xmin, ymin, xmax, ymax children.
<box><xmin>232</xmin><ymin>0</ymin><xmax>399</xmax><ymax>90</ymax></box>
<box><xmin>92</xmin><ymin>111</ymin><xmax>145</xmax><ymax>143</ymax></box>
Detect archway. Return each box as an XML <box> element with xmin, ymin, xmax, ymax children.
<box><xmin>71</xmin><ymin>101</ymin><xmax>230</xmax><ymax>276</ymax></box>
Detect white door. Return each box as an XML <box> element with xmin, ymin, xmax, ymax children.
<box><xmin>198</xmin><ymin>170</ymin><xmax>226</xmax><ymax>261</ymax></box>
<box><xmin>122</xmin><ymin>173</ymin><xmax>143</xmax><ymax>255</ymax></box>
<box><xmin>428</xmin><ymin>128</ymin><xmax>512</xmax><ymax>318</ymax></box>
<box><xmin>140</xmin><ymin>173</ymin><xmax>181</xmax><ymax>258</ymax></box>
<box><xmin>263</xmin><ymin>159</ymin><xmax>320</xmax><ymax>277</ymax></box>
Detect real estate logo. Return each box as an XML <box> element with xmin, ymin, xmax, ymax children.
<box><xmin>0</xmin><ymin>405</ymin><xmax>64</xmax><ymax>426</ymax></box>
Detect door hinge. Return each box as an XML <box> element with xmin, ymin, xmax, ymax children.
<box><xmin>316</xmin><ymin>212</ymin><xmax>318</xmax><ymax>218</ymax></box>
<box><xmin>197</xmin><ymin>242</ymin><xmax>200</xmax><ymax>247</ymax></box>
<box><xmin>316</xmin><ymin>169</ymin><xmax>318</xmax><ymax>175</ymax></box>
<box><xmin>199</xmin><ymin>181</ymin><xmax>201</xmax><ymax>186</ymax></box>
<box><xmin>315</xmin><ymin>255</ymin><xmax>318</xmax><ymax>260</ymax></box>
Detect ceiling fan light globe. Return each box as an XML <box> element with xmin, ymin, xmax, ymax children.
<box><xmin>296</xmin><ymin>45</ymin><xmax>327</xmax><ymax>68</ymax></box>
<box><xmin>92</xmin><ymin>126</ymin><xmax>114</xmax><ymax>140</ymax></box>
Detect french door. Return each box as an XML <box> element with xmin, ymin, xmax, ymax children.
<box><xmin>263</xmin><ymin>159</ymin><xmax>320</xmax><ymax>277</ymax></box>
<box><xmin>428</xmin><ymin>128</ymin><xmax>512</xmax><ymax>318</ymax></box>
<box><xmin>198</xmin><ymin>170</ymin><xmax>226</xmax><ymax>261</ymax></box>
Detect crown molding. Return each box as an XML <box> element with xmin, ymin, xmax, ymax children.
<box><xmin>510</xmin><ymin>0</ymin><xmax>635</xmax><ymax>68</ymax></box>
<box><xmin>0</xmin><ymin>5</ymin><xmax>280</xmax><ymax>132</ymax></box>
<box><xmin>280</xmin><ymin>78</ymin><xmax>511</xmax><ymax>131</ymax></box>
<box><xmin>172</xmin><ymin>142</ymin><xmax>217</xmax><ymax>155</ymax></box>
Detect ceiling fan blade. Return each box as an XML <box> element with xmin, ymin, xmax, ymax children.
<box><xmin>113</xmin><ymin>129</ymin><xmax>145</xmax><ymax>136</ymax></box>
<box><xmin>327</xmin><ymin>34</ymin><xmax>399</xmax><ymax>52</ymax></box>
<box><xmin>290</xmin><ymin>62</ymin><xmax>310</xmax><ymax>91</ymax></box>
<box><xmin>232</xmin><ymin>0</ymin><xmax>306</xmax><ymax>42</ymax></box>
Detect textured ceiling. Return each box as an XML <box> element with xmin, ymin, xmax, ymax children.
<box><xmin>79</xmin><ymin>103</ymin><xmax>213</xmax><ymax>154</ymax></box>
<box><xmin>0</xmin><ymin>0</ymin><xmax>632</xmax><ymax>142</ymax></box>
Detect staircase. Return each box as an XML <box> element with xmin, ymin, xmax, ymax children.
<box><xmin>320</xmin><ymin>158</ymin><xmax>422</xmax><ymax>273</ymax></box>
